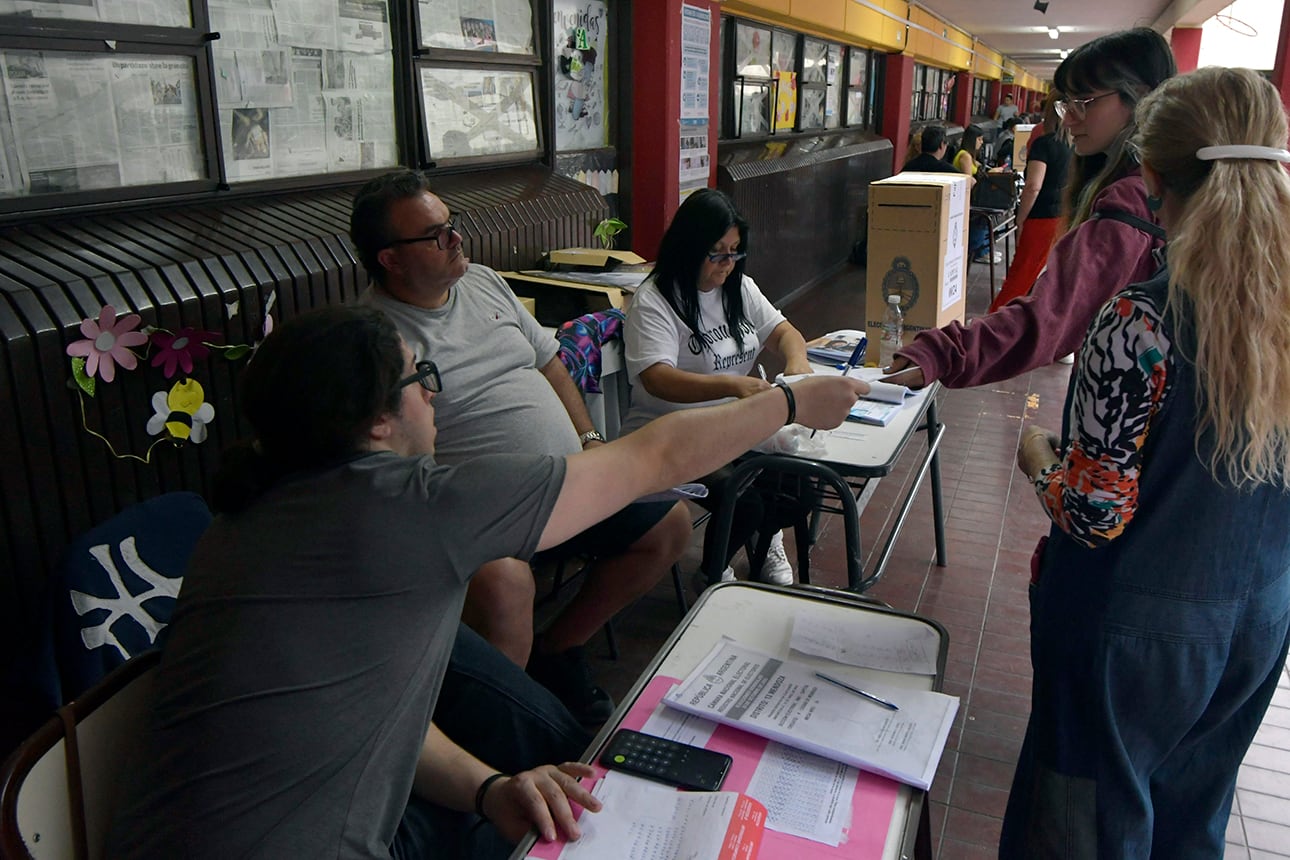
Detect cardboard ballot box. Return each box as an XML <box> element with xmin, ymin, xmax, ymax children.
<box><xmin>865</xmin><ymin>173</ymin><xmax>969</xmax><ymax>362</ymax></box>
<box><xmin>1013</xmin><ymin>124</ymin><xmax>1035</xmax><ymax>172</ymax></box>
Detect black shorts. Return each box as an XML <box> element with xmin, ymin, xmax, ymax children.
<box><xmin>535</xmin><ymin>500</ymin><xmax>678</xmax><ymax>563</ymax></box>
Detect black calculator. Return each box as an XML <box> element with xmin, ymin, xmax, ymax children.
<box><xmin>598</xmin><ymin>729</ymin><xmax>732</xmax><ymax>791</ymax></box>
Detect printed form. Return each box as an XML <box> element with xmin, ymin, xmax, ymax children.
<box><xmin>557</xmin><ymin>772</ymin><xmax>765</xmax><ymax>860</ymax></box>
<box><xmin>663</xmin><ymin>641</ymin><xmax>958</xmax><ymax>790</ymax></box>
<box><xmin>641</xmin><ymin>688</ymin><xmax>857</xmax><ymax>846</ymax></box>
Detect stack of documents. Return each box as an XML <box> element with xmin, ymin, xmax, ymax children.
<box><xmin>805</xmin><ymin>329</ymin><xmax>867</xmax><ymax>365</ymax></box>
<box><xmin>663</xmin><ymin>641</ymin><xmax>958</xmax><ymax>790</ymax></box>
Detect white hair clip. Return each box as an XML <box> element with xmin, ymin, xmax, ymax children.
<box><xmin>1196</xmin><ymin>145</ymin><xmax>1290</xmax><ymax>162</ymax></box>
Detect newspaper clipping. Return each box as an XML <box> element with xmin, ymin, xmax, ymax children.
<box><xmin>418</xmin><ymin>0</ymin><xmax>535</xmax><ymax>54</ymax></box>
<box><xmin>420</xmin><ymin>67</ymin><xmax>538</xmax><ymax>160</ymax></box>
<box><xmin>210</xmin><ymin>0</ymin><xmax>396</xmax><ymax>182</ymax></box>
<box><xmin>0</xmin><ymin>51</ymin><xmax>203</xmax><ymax>196</ymax></box>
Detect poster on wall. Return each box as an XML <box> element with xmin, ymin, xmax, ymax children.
<box><xmin>553</xmin><ymin>0</ymin><xmax>607</xmax><ymax>152</ymax></box>
<box><xmin>679</xmin><ymin>3</ymin><xmax>709</xmax><ymax>122</ymax></box>
<box><xmin>679</xmin><ymin>128</ymin><xmax>708</xmax><ymax>185</ymax></box>
<box><xmin>679</xmin><ymin>3</ymin><xmax>709</xmax><ymax>200</ymax></box>
<box><xmin>772</xmin><ymin>69</ymin><xmax>796</xmax><ymax>132</ymax></box>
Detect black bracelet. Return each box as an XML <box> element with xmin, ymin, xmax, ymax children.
<box><xmin>773</xmin><ymin>381</ymin><xmax>796</xmax><ymax>426</ymax></box>
<box><xmin>474</xmin><ymin>772</ymin><xmax>508</xmax><ymax>822</ymax></box>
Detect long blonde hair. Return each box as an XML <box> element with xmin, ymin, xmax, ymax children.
<box><xmin>1134</xmin><ymin>67</ymin><xmax>1290</xmax><ymax>488</ymax></box>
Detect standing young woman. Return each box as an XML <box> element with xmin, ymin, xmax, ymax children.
<box><xmin>1004</xmin><ymin>66</ymin><xmax>1290</xmax><ymax>859</ymax></box>
<box><xmin>886</xmin><ymin>28</ymin><xmax>1174</xmax><ymax>389</ymax></box>
<box><xmin>622</xmin><ymin>189</ymin><xmax>815</xmax><ymax>586</ymax></box>
<box><xmin>987</xmin><ymin>94</ymin><xmax>1073</xmax><ymax>313</ymax></box>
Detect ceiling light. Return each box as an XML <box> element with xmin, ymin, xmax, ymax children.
<box><xmin>1033</xmin><ymin>0</ymin><xmax>1049</xmax><ymax>12</ymax></box>
<box><xmin>1048</xmin><ymin>27</ymin><xmax>1060</xmax><ymax>39</ymax></box>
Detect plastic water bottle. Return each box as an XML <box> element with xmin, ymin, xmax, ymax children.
<box><xmin>881</xmin><ymin>294</ymin><xmax>904</xmax><ymax>368</ymax></box>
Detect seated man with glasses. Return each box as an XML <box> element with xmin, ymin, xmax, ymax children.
<box><xmin>105</xmin><ymin>304</ymin><xmax>870</xmax><ymax>859</ymax></box>
<box><xmin>353</xmin><ymin>169</ymin><xmax>693</xmax><ymax>726</ymax></box>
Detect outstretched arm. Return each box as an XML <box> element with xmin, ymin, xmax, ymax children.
<box><xmin>538</xmin><ymin>375</ymin><xmax>868</xmax><ymax>549</ymax></box>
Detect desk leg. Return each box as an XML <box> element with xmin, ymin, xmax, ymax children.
<box><xmin>927</xmin><ymin>397</ymin><xmax>948</xmax><ymax>567</ymax></box>
<box><xmin>915</xmin><ymin>796</ymin><xmax>934</xmax><ymax>860</ymax></box>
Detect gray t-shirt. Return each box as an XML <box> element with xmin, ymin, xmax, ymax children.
<box><xmin>364</xmin><ymin>266</ymin><xmax>581</xmax><ymax>464</ymax></box>
<box><xmin>106</xmin><ymin>451</ymin><xmax>565</xmax><ymax>860</ymax></box>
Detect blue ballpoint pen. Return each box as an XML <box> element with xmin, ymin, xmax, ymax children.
<box><xmin>841</xmin><ymin>339</ymin><xmax>866</xmax><ymax>377</ymax></box>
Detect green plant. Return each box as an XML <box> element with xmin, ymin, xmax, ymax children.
<box><xmin>593</xmin><ymin>217</ymin><xmax>627</xmax><ymax>250</ymax></box>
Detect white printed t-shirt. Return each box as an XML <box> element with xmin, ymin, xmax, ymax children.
<box><xmin>622</xmin><ymin>274</ymin><xmax>785</xmax><ymax>434</ymax></box>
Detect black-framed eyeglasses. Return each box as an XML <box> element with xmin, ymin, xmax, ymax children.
<box><xmin>706</xmin><ymin>251</ymin><xmax>748</xmax><ymax>264</ymax></box>
<box><xmin>384</xmin><ymin>219</ymin><xmax>458</xmax><ymax>251</ymax></box>
<box><xmin>1054</xmin><ymin>92</ymin><xmax>1118</xmax><ymax>120</ymax></box>
<box><xmin>398</xmin><ymin>360</ymin><xmax>442</xmax><ymax>393</ymax></box>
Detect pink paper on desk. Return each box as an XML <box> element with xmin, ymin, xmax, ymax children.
<box><xmin>527</xmin><ymin>675</ymin><xmax>900</xmax><ymax>859</ymax></box>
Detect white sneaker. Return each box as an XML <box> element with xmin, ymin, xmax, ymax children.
<box><xmin>759</xmin><ymin>531</ymin><xmax>794</xmax><ymax>586</ymax></box>
<box><xmin>692</xmin><ymin>566</ymin><xmax>736</xmax><ymax>595</ymax></box>
<box><xmin>1057</xmin><ymin>352</ymin><xmax>1075</xmax><ymax>365</ymax></box>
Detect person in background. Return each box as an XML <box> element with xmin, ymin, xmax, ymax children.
<box><xmin>988</xmin><ymin>93</ymin><xmax>1073</xmax><ymax>313</ymax></box>
<box><xmin>106</xmin><ymin>305</ymin><xmax>869</xmax><ymax>860</ymax></box>
<box><xmin>354</xmin><ymin>170</ymin><xmax>692</xmax><ymax>725</ymax></box>
<box><xmin>993</xmin><ymin>116</ymin><xmax>1020</xmax><ymax>169</ymax></box>
<box><xmin>902</xmin><ymin>125</ymin><xmax>924</xmax><ymax>166</ymax></box>
<box><xmin>622</xmin><ymin>189</ymin><xmax>814</xmax><ymax>587</ymax></box>
<box><xmin>994</xmin><ymin>92</ymin><xmax>1019</xmax><ymax>123</ymax></box>
<box><xmin>955</xmin><ymin>125</ymin><xmax>996</xmax><ymax>263</ymax></box>
<box><xmin>953</xmin><ymin>123</ymin><xmax>985</xmax><ymax>183</ymax></box>
<box><xmin>1004</xmin><ymin>66</ymin><xmax>1290</xmax><ymax>858</ymax></box>
<box><xmin>902</xmin><ymin>125</ymin><xmax>961</xmax><ymax>174</ymax></box>
<box><xmin>885</xmin><ymin>27</ymin><xmax>1174</xmax><ymax>389</ymax></box>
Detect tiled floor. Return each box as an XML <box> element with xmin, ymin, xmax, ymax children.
<box><xmin>559</xmin><ymin>257</ymin><xmax>1290</xmax><ymax>858</ymax></box>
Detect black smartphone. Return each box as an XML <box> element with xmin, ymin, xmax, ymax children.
<box><xmin>598</xmin><ymin>729</ymin><xmax>732</xmax><ymax>791</ymax></box>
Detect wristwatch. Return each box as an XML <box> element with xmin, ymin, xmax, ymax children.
<box><xmin>579</xmin><ymin>429</ymin><xmax>606</xmax><ymax>447</ymax></box>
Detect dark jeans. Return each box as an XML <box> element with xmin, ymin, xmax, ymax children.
<box><xmin>391</xmin><ymin>625</ymin><xmax>591</xmax><ymax>860</ymax></box>
<box><xmin>697</xmin><ymin>459</ymin><xmax>817</xmax><ymax>575</ymax></box>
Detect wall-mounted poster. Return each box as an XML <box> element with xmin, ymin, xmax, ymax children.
<box><xmin>419</xmin><ymin>0</ymin><xmax>535</xmax><ymax>55</ymax></box>
<box><xmin>772</xmin><ymin>69</ymin><xmax>796</xmax><ymax>133</ymax></box>
<box><xmin>553</xmin><ymin>0</ymin><xmax>607</xmax><ymax>151</ymax></box>
<box><xmin>419</xmin><ymin>66</ymin><xmax>539</xmax><ymax>160</ymax></box>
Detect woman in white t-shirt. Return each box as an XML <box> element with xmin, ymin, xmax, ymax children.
<box><xmin>623</xmin><ymin>189</ymin><xmax>813</xmax><ymax>586</ymax></box>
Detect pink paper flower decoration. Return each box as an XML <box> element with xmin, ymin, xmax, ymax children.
<box><xmin>150</xmin><ymin>328</ymin><xmax>216</xmax><ymax>379</ymax></box>
<box><xmin>65</xmin><ymin>305</ymin><xmax>148</xmax><ymax>383</ymax></box>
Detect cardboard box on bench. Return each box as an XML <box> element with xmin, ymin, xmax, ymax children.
<box><xmin>865</xmin><ymin>172</ymin><xmax>969</xmax><ymax>363</ymax></box>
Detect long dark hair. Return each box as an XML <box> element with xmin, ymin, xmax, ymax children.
<box><xmin>1054</xmin><ymin>27</ymin><xmax>1175</xmax><ymax>228</ymax></box>
<box><xmin>651</xmin><ymin>189</ymin><xmax>752</xmax><ymax>350</ymax></box>
<box><xmin>212</xmin><ymin>305</ymin><xmax>405</xmax><ymax>513</ymax></box>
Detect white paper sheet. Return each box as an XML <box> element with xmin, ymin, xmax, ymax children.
<box><xmin>790</xmin><ymin>615</ymin><xmax>940</xmax><ymax>675</ymax></box>
<box><xmin>746</xmin><ymin>741</ymin><xmax>858</xmax><ymax>846</ymax></box>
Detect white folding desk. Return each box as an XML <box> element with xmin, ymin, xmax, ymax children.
<box><xmin>704</xmin><ymin>367</ymin><xmax>947</xmax><ymax>592</ymax></box>
<box><xmin>513</xmin><ymin>582</ymin><xmax>949</xmax><ymax>860</ymax></box>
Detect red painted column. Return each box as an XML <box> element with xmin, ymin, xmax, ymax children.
<box><xmin>631</xmin><ymin>0</ymin><xmax>721</xmax><ymax>260</ymax></box>
<box><xmin>883</xmin><ymin>52</ymin><xmax>916</xmax><ymax>171</ymax></box>
<box><xmin>1172</xmin><ymin>27</ymin><xmax>1203</xmax><ymax>73</ymax></box>
<box><xmin>952</xmin><ymin>71</ymin><xmax>972</xmax><ymax>126</ymax></box>
<box><xmin>1274</xmin><ymin>0</ymin><xmax>1290</xmax><ymax>115</ymax></box>
<box><xmin>987</xmin><ymin>79</ymin><xmax>1002</xmax><ymax>117</ymax></box>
